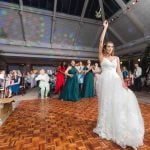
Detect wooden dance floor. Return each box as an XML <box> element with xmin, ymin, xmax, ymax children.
<box><xmin>0</xmin><ymin>98</ymin><xmax>150</xmax><ymax>150</ymax></box>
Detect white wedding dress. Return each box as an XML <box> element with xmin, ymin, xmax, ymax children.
<box><xmin>93</xmin><ymin>57</ymin><xmax>144</xmax><ymax>149</ymax></box>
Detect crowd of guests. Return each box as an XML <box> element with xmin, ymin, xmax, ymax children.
<box><xmin>0</xmin><ymin>69</ymin><xmax>55</xmax><ymax>98</ymax></box>
<box><xmin>122</xmin><ymin>63</ymin><xmax>150</xmax><ymax>92</ymax></box>
<box><xmin>36</xmin><ymin>60</ymin><xmax>101</xmax><ymax>100</ymax></box>
<box><xmin>35</xmin><ymin>60</ymin><xmax>149</xmax><ymax>101</ymax></box>
<box><xmin>0</xmin><ymin>61</ymin><xmax>149</xmax><ymax>100</ymax></box>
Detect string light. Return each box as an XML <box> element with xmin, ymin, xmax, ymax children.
<box><xmin>109</xmin><ymin>0</ymin><xmax>139</xmax><ymax>23</ymax></box>
<box><xmin>132</xmin><ymin>1</ymin><xmax>136</xmax><ymax>5</ymax></box>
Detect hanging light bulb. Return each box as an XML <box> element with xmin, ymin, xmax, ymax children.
<box><xmin>109</xmin><ymin>0</ymin><xmax>139</xmax><ymax>23</ymax></box>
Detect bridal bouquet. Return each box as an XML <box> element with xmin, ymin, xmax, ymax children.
<box><xmin>95</xmin><ymin>8</ymin><xmax>102</xmax><ymax>18</ymax></box>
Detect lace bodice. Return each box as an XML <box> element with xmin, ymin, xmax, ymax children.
<box><xmin>101</xmin><ymin>57</ymin><xmax>117</xmax><ymax>73</ymax></box>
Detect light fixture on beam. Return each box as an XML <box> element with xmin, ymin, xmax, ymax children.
<box><xmin>109</xmin><ymin>0</ymin><xmax>140</xmax><ymax>24</ymax></box>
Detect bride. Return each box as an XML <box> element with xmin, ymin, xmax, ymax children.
<box><xmin>93</xmin><ymin>20</ymin><xmax>144</xmax><ymax>150</ymax></box>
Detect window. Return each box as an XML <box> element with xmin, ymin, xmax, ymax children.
<box><xmin>22</xmin><ymin>0</ymin><xmax>54</xmax><ymax>11</ymax></box>
<box><xmin>122</xmin><ymin>0</ymin><xmax>131</xmax><ymax>4</ymax></box>
<box><xmin>57</xmin><ymin>0</ymin><xmax>85</xmax><ymax>16</ymax></box>
<box><xmin>0</xmin><ymin>0</ymin><xmax>19</xmax><ymax>4</ymax></box>
<box><xmin>103</xmin><ymin>0</ymin><xmax>121</xmax><ymax>19</ymax></box>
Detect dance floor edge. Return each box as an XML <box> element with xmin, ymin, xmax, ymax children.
<box><xmin>0</xmin><ymin>97</ymin><xmax>150</xmax><ymax>150</ymax></box>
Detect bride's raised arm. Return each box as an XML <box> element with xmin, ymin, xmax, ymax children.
<box><xmin>99</xmin><ymin>20</ymin><xmax>109</xmax><ymax>62</ymax></box>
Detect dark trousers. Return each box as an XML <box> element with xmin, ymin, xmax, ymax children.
<box><xmin>79</xmin><ymin>83</ymin><xmax>83</xmax><ymax>95</ymax></box>
<box><xmin>134</xmin><ymin>77</ymin><xmax>142</xmax><ymax>91</ymax></box>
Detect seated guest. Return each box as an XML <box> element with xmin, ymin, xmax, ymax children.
<box><xmin>35</xmin><ymin>69</ymin><xmax>50</xmax><ymax>99</ymax></box>
<box><xmin>0</xmin><ymin>70</ymin><xmax>6</xmax><ymax>98</ymax></box>
<box><xmin>30</xmin><ymin>70</ymin><xmax>36</xmax><ymax>88</ymax></box>
<box><xmin>0</xmin><ymin>70</ymin><xmax>5</xmax><ymax>88</ymax></box>
<box><xmin>24</xmin><ymin>72</ymin><xmax>31</xmax><ymax>88</ymax></box>
<box><xmin>8</xmin><ymin>70</ymin><xmax>21</xmax><ymax>97</ymax></box>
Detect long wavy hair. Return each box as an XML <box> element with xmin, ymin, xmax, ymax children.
<box><xmin>102</xmin><ymin>41</ymin><xmax>115</xmax><ymax>56</ymax></box>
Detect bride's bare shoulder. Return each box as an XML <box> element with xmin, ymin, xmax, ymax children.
<box><xmin>114</xmin><ymin>56</ymin><xmax>119</xmax><ymax>60</ymax></box>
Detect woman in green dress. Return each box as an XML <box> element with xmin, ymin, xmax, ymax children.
<box><xmin>59</xmin><ymin>60</ymin><xmax>80</xmax><ymax>101</ymax></box>
<box><xmin>82</xmin><ymin>60</ymin><xmax>94</xmax><ymax>98</ymax></box>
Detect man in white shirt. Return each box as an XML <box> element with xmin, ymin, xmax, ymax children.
<box><xmin>134</xmin><ymin>63</ymin><xmax>142</xmax><ymax>91</ymax></box>
<box><xmin>35</xmin><ymin>69</ymin><xmax>50</xmax><ymax>99</ymax></box>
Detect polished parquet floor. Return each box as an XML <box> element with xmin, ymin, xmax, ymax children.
<box><xmin>0</xmin><ymin>97</ymin><xmax>150</xmax><ymax>150</ymax></box>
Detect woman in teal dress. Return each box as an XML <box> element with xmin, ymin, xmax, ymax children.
<box><xmin>82</xmin><ymin>60</ymin><xmax>94</xmax><ymax>98</ymax></box>
<box><xmin>59</xmin><ymin>60</ymin><xmax>80</xmax><ymax>101</ymax></box>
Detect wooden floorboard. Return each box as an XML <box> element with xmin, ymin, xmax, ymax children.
<box><xmin>0</xmin><ymin>97</ymin><xmax>150</xmax><ymax>150</ymax></box>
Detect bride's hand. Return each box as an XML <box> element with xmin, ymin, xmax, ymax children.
<box><xmin>122</xmin><ymin>82</ymin><xmax>128</xmax><ymax>90</ymax></box>
<box><xmin>103</xmin><ymin>20</ymin><xmax>108</xmax><ymax>28</ymax></box>
<box><xmin>69</xmin><ymin>74</ymin><xmax>73</xmax><ymax>78</ymax></box>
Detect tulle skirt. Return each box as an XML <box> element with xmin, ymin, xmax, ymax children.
<box><xmin>93</xmin><ymin>71</ymin><xmax>144</xmax><ymax>149</ymax></box>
